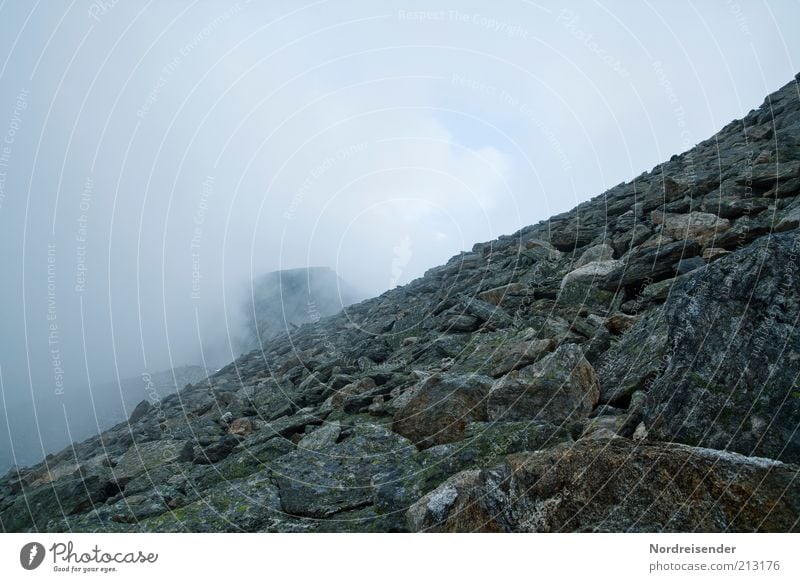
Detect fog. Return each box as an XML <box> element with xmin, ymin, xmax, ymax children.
<box><xmin>1</xmin><ymin>0</ymin><xmax>798</xmax><ymax>471</ymax></box>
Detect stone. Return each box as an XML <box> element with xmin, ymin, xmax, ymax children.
<box><xmin>128</xmin><ymin>400</ymin><xmax>152</xmax><ymax>424</ymax></box>
<box><xmin>486</xmin><ymin>343</ymin><xmax>600</xmax><ymax>422</ymax></box>
<box><xmin>407</xmin><ymin>439</ymin><xmax>800</xmax><ymax>532</ymax></box>
<box><xmin>604</xmin><ymin>312</ymin><xmax>638</xmax><ymax>335</ymax></box>
<box><xmin>331</xmin><ymin>377</ymin><xmax>376</xmax><ymax>408</ymax></box>
<box><xmin>659</xmin><ymin>212</ymin><xmax>731</xmax><ymax>248</ymax></box>
<box><xmin>298</xmin><ymin>421</ymin><xmax>341</xmax><ymax>451</ymax></box>
<box><xmin>641</xmin><ymin>232</ymin><xmax>800</xmax><ymax>463</ymax></box>
<box><xmin>603</xmin><ymin>240</ymin><xmax>700</xmax><ymax>289</ymax></box>
<box><xmin>523</xmin><ymin>238</ymin><xmax>562</xmax><ymax>260</ymax></box>
<box><xmin>596</xmin><ymin>308</ymin><xmax>668</xmax><ymax>405</ymax></box>
<box><xmin>193</xmin><ymin>435</ymin><xmax>239</xmax><ymax>465</ymax></box>
<box><xmin>113</xmin><ymin>440</ymin><xmax>190</xmax><ymax>481</ymax></box>
<box><xmin>478</xmin><ymin>283</ymin><xmax>525</xmax><ymax>306</ymax></box>
<box><xmin>561</xmin><ymin>260</ymin><xmax>623</xmax><ymax>288</ymax></box>
<box><xmin>393</xmin><ymin>373</ymin><xmax>494</xmax><ymax>449</ymax></box>
<box><xmin>272</xmin><ymin>424</ymin><xmax>415</xmax><ymax>518</ymax></box>
<box><xmin>439</xmin><ymin>314</ymin><xmax>480</xmax><ymax>333</ymax></box>
<box><xmin>575</xmin><ymin>243</ymin><xmax>614</xmax><ymax>267</ymax></box>
<box><xmin>488</xmin><ymin>338</ymin><xmax>556</xmax><ymax>377</ymax></box>
<box><xmin>700</xmin><ymin>195</ymin><xmax>770</xmax><ymax>219</ymax></box>
<box><xmin>373</xmin><ymin>421</ymin><xmax>572</xmax><ymax>521</ymax></box>
<box><xmin>462</xmin><ymin>298</ymin><xmax>514</xmax><ymax>328</ymax></box>
<box><xmin>228</xmin><ymin>418</ymin><xmax>253</xmax><ymax>436</ymax></box>
<box><xmin>776</xmin><ymin>205</ymin><xmax>800</xmax><ymax>231</ymax></box>
<box><xmin>1</xmin><ymin>475</ymin><xmax>113</xmax><ymax>531</ymax></box>
<box><xmin>702</xmin><ymin>247</ymin><xmax>730</xmax><ymax>262</ymax></box>
<box><xmin>139</xmin><ymin>472</ymin><xmax>283</xmax><ymax>532</ymax></box>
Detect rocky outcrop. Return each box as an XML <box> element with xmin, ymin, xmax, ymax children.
<box><xmin>2</xmin><ymin>76</ymin><xmax>800</xmax><ymax>533</ymax></box>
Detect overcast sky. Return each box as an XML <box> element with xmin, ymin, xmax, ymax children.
<box><xmin>0</xmin><ymin>0</ymin><xmax>799</xmax><ymax>466</ymax></box>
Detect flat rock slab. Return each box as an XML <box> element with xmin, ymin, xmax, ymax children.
<box><xmin>272</xmin><ymin>424</ymin><xmax>415</xmax><ymax>518</ymax></box>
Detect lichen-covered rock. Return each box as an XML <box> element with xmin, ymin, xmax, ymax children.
<box><xmin>596</xmin><ymin>308</ymin><xmax>669</xmax><ymax>405</ymax></box>
<box><xmin>575</xmin><ymin>243</ymin><xmax>615</xmax><ymax>268</ymax></box>
<box><xmin>486</xmin><ymin>344</ymin><xmax>600</xmax><ymax>422</ymax></box>
<box><xmin>272</xmin><ymin>424</ymin><xmax>415</xmax><ymax>518</ymax></box>
<box><xmin>1</xmin><ymin>475</ymin><xmax>113</xmax><ymax>532</ymax></box>
<box><xmin>298</xmin><ymin>421</ymin><xmax>341</xmax><ymax>451</ymax></box>
<box><xmin>656</xmin><ymin>211</ymin><xmax>731</xmax><ymax>248</ymax></box>
<box><xmin>373</xmin><ymin>421</ymin><xmax>572</xmax><ymax>521</ymax></box>
<box><xmin>113</xmin><ymin>440</ymin><xmax>190</xmax><ymax>481</ymax></box>
<box><xmin>137</xmin><ymin>471</ymin><xmax>284</xmax><ymax>532</ymax></box>
<box><xmin>642</xmin><ymin>231</ymin><xmax>800</xmax><ymax>462</ymax></box>
<box><xmin>407</xmin><ymin>439</ymin><xmax>800</xmax><ymax>532</ymax></box>
<box><xmin>393</xmin><ymin>373</ymin><xmax>494</xmax><ymax>449</ymax></box>
<box><xmin>486</xmin><ymin>338</ymin><xmax>556</xmax><ymax>377</ymax></box>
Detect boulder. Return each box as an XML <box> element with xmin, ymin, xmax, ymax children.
<box><xmin>657</xmin><ymin>211</ymin><xmax>731</xmax><ymax>248</ymax></box>
<box><xmin>374</xmin><ymin>421</ymin><xmax>572</xmax><ymax>521</ymax></box>
<box><xmin>488</xmin><ymin>339</ymin><xmax>556</xmax><ymax>377</ymax></box>
<box><xmin>138</xmin><ymin>472</ymin><xmax>283</xmax><ymax>532</ymax></box>
<box><xmin>439</xmin><ymin>314</ymin><xmax>480</xmax><ymax>333</ymax></box>
<box><xmin>113</xmin><ymin>440</ymin><xmax>190</xmax><ymax>481</ymax></box>
<box><xmin>561</xmin><ymin>260</ymin><xmax>623</xmax><ymax>287</ymax></box>
<box><xmin>228</xmin><ymin>418</ymin><xmax>253</xmax><ymax>436</ymax></box>
<box><xmin>559</xmin><ymin>260</ymin><xmax>623</xmax><ymax>308</ymax></box>
<box><xmin>193</xmin><ymin>435</ymin><xmax>238</xmax><ymax>465</ymax></box>
<box><xmin>478</xmin><ymin>283</ymin><xmax>526</xmax><ymax>306</ymax></box>
<box><xmin>642</xmin><ymin>232</ymin><xmax>800</xmax><ymax>463</ymax></box>
<box><xmin>331</xmin><ymin>377</ymin><xmax>376</xmax><ymax>407</ymax></box>
<box><xmin>1</xmin><ymin>475</ymin><xmax>113</xmax><ymax>531</ymax></box>
<box><xmin>486</xmin><ymin>343</ymin><xmax>600</xmax><ymax>422</ymax></box>
<box><xmin>596</xmin><ymin>308</ymin><xmax>668</xmax><ymax>405</ymax></box>
<box><xmin>575</xmin><ymin>243</ymin><xmax>614</xmax><ymax>267</ymax></box>
<box><xmin>407</xmin><ymin>439</ymin><xmax>800</xmax><ymax>532</ymax></box>
<box><xmin>462</xmin><ymin>298</ymin><xmax>514</xmax><ymax>328</ymax></box>
<box><xmin>393</xmin><ymin>373</ymin><xmax>494</xmax><ymax>449</ymax></box>
<box><xmin>298</xmin><ymin>421</ymin><xmax>341</xmax><ymax>451</ymax></box>
<box><xmin>272</xmin><ymin>424</ymin><xmax>415</xmax><ymax>518</ymax></box>
<box><xmin>603</xmin><ymin>240</ymin><xmax>700</xmax><ymax>289</ymax></box>
<box><xmin>128</xmin><ymin>400</ymin><xmax>152</xmax><ymax>424</ymax></box>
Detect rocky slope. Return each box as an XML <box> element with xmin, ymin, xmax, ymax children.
<box><xmin>2</xmin><ymin>76</ymin><xmax>800</xmax><ymax>533</ymax></box>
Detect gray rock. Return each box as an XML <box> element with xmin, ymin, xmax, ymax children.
<box><xmin>113</xmin><ymin>440</ymin><xmax>191</xmax><ymax>481</ymax></box>
<box><xmin>272</xmin><ymin>424</ymin><xmax>415</xmax><ymax>518</ymax></box>
<box><xmin>642</xmin><ymin>232</ymin><xmax>800</xmax><ymax>462</ymax></box>
<box><xmin>193</xmin><ymin>435</ymin><xmax>238</xmax><ymax>465</ymax></box>
<box><xmin>128</xmin><ymin>400</ymin><xmax>152</xmax><ymax>424</ymax></box>
<box><xmin>407</xmin><ymin>439</ymin><xmax>800</xmax><ymax>532</ymax></box>
<box><xmin>298</xmin><ymin>421</ymin><xmax>341</xmax><ymax>451</ymax></box>
<box><xmin>575</xmin><ymin>243</ymin><xmax>615</xmax><ymax>267</ymax></box>
<box><xmin>486</xmin><ymin>344</ymin><xmax>600</xmax><ymax>422</ymax></box>
<box><xmin>393</xmin><ymin>373</ymin><xmax>494</xmax><ymax>449</ymax></box>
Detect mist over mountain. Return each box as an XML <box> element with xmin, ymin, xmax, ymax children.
<box><xmin>238</xmin><ymin>267</ymin><xmax>362</xmax><ymax>353</ymax></box>
<box><xmin>1</xmin><ymin>1</ymin><xmax>800</xmax><ymax>538</ymax></box>
<box><xmin>3</xmin><ymin>75</ymin><xmax>800</xmax><ymax>533</ymax></box>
